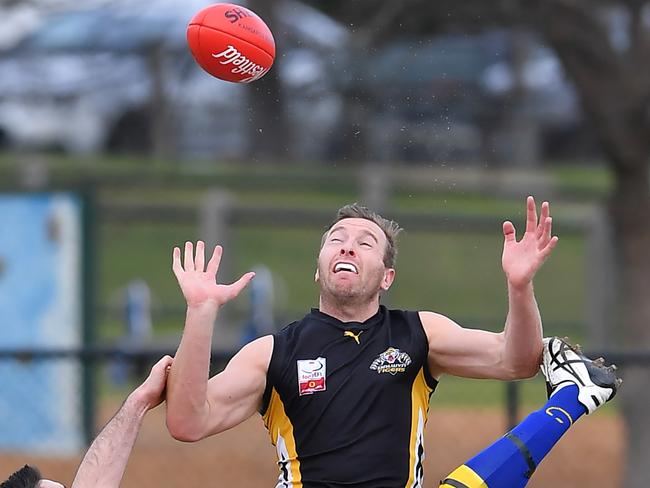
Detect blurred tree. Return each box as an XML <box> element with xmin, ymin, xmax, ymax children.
<box><xmin>538</xmin><ymin>3</ymin><xmax>650</xmax><ymax>488</ymax></box>
<box><xmin>247</xmin><ymin>0</ymin><xmax>290</xmax><ymax>162</ymax></box>
<box><xmin>318</xmin><ymin>0</ymin><xmax>650</xmax><ymax>486</ymax></box>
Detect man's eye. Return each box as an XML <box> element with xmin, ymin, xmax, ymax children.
<box><xmin>360</xmin><ymin>242</ymin><xmax>372</xmax><ymax>248</ymax></box>
<box><xmin>331</xmin><ymin>238</ymin><xmax>342</xmax><ymax>243</ymax></box>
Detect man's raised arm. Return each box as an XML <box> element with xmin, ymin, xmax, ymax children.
<box><xmin>166</xmin><ymin>241</ymin><xmax>271</xmax><ymax>442</ymax></box>
<box><xmin>424</xmin><ymin>197</ymin><xmax>558</xmax><ymax>380</ymax></box>
<box><xmin>500</xmin><ymin>196</ymin><xmax>557</xmax><ymax>375</ymax></box>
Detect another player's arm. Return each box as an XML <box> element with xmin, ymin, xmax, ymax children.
<box><xmin>166</xmin><ymin>241</ymin><xmax>265</xmax><ymax>442</ymax></box>
<box><xmin>71</xmin><ymin>356</ymin><xmax>172</xmax><ymax>488</ymax></box>
<box><xmin>423</xmin><ymin>197</ymin><xmax>558</xmax><ymax>380</ymax></box>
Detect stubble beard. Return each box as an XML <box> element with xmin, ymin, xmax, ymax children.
<box><xmin>318</xmin><ymin>264</ymin><xmax>384</xmax><ymax>308</ymax></box>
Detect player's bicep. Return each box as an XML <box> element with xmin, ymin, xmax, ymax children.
<box><xmin>204</xmin><ymin>335</ymin><xmax>273</xmax><ymax>435</ymax></box>
<box><xmin>420</xmin><ymin>311</ymin><xmax>506</xmax><ymax>379</ymax></box>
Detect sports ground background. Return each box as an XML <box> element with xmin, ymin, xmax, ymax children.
<box><xmin>0</xmin><ymin>0</ymin><xmax>647</xmax><ymax>486</ymax></box>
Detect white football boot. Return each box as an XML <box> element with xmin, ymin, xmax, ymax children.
<box><xmin>540</xmin><ymin>336</ymin><xmax>622</xmax><ymax>414</ymax></box>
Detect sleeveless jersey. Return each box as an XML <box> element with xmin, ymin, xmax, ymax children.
<box><xmin>261</xmin><ymin>306</ymin><xmax>438</xmax><ymax>488</ymax></box>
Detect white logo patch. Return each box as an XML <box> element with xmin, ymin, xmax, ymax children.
<box><xmin>297</xmin><ymin>357</ymin><xmax>326</xmax><ymax>395</ymax></box>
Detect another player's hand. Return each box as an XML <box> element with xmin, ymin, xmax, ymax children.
<box><xmin>501</xmin><ymin>196</ymin><xmax>558</xmax><ymax>289</ymax></box>
<box><xmin>132</xmin><ymin>355</ymin><xmax>174</xmax><ymax>411</ymax></box>
<box><xmin>172</xmin><ymin>241</ymin><xmax>255</xmax><ymax>309</ymax></box>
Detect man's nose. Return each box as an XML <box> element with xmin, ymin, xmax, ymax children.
<box><xmin>340</xmin><ymin>248</ymin><xmax>356</xmax><ymax>257</ymax></box>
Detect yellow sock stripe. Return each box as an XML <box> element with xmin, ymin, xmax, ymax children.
<box><xmin>405</xmin><ymin>367</ymin><xmax>434</xmax><ymax>487</ymax></box>
<box><xmin>441</xmin><ymin>465</ymin><xmax>488</xmax><ymax>488</ymax></box>
<box><xmin>262</xmin><ymin>388</ymin><xmax>302</xmax><ymax>486</ymax></box>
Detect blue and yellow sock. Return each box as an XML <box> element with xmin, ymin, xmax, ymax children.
<box><xmin>440</xmin><ymin>385</ymin><xmax>585</xmax><ymax>488</ymax></box>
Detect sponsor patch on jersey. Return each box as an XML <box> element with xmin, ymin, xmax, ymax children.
<box><xmin>369</xmin><ymin>347</ymin><xmax>412</xmax><ymax>375</ymax></box>
<box><xmin>297</xmin><ymin>357</ymin><xmax>326</xmax><ymax>395</ymax></box>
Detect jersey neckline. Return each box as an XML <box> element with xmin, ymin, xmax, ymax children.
<box><xmin>308</xmin><ymin>305</ymin><xmax>386</xmax><ymax>331</ymax></box>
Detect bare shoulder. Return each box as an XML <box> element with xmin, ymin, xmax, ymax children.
<box><xmin>234</xmin><ymin>334</ymin><xmax>274</xmax><ymax>369</ymax></box>
<box><xmin>418</xmin><ymin>311</ymin><xmax>470</xmax><ymax>352</ymax></box>
<box><xmin>418</xmin><ymin>311</ymin><xmax>461</xmax><ymax>338</ymax></box>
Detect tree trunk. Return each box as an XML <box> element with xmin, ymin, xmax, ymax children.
<box><xmin>537</xmin><ymin>2</ymin><xmax>650</xmax><ymax>485</ymax></box>
<box><xmin>609</xmin><ymin>165</ymin><xmax>650</xmax><ymax>488</ymax></box>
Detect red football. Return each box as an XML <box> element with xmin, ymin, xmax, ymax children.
<box><xmin>187</xmin><ymin>3</ymin><xmax>275</xmax><ymax>83</ymax></box>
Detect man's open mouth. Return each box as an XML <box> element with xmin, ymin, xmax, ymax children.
<box><xmin>334</xmin><ymin>262</ymin><xmax>358</xmax><ymax>274</ymax></box>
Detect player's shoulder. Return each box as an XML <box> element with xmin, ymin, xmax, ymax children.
<box><xmin>382</xmin><ymin>306</ymin><xmax>419</xmax><ymax>318</ymax></box>
<box><xmin>240</xmin><ymin>334</ymin><xmax>274</xmax><ymax>355</ymax></box>
<box><xmin>382</xmin><ymin>307</ymin><xmax>438</xmax><ymax>330</ymax></box>
<box><xmin>376</xmin><ymin>307</ymin><xmax>453</xmax><ymax>326</ymax></box>
<box><xmin>417</xmin><ymin>310</ymin><xmax>461</xmax><ymax>336</ymax></box>
<box><xmin>276</xmin><ymin>319</ymin><xmax>300</xmax><ymax>334</ymax></box>
<box><xmin>273</xmin><ymin>313</ymin><xmax>312</xmax><ymax>343</ymax></box>
<box><xmin>276</xmin><ymin>313</ymin><xmax>312</xmax><ymax>335</ymax></box>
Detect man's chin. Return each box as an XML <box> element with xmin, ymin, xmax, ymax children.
<box><xmin>322</xmin><ymin>285</ymin><xmax>370</xmax><ymax>305</ymax></box>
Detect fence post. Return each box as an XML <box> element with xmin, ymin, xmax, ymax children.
<box><xmin>586</xmin><ymin>206</ymin><xmax>618</xmax><ymax>347</ymax></box>
<box><xmin>506</xmin><ymin>381</ymin><xmax>519</xmax><ymax>431</ymax></box>
<box><xmin>360</xmin><ymin>161</ymin><xmax>391</xmax><ymax>214</ymax></box>
<box><xmin>199</xmin><ymin>189</ymin><xmax>235</xmax><ymax>282</ymax></box>
<box><xmin>198</xmin><ymin>190</ymin><xmax>238</xmax><ymax>350</ymax></box>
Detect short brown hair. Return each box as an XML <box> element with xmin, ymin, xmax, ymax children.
<box><xmin>322</xmin><ymin>203</ymin><xmax>402</xmax><ymax>268</ymax></box>
<box><xmin>1</xmin><ymin>465</ymin><xmax>41</xmax><ymax>488</ymax></box>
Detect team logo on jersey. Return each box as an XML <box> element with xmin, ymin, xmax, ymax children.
<box><xmin>297</xmin><ymin>357</ymin><xmax>326</xmax><ymax>395</ymax></box>
<box><xmin>369</xmin><ymin>347</ymin><xmax>412</xmax><ymax>375</ymax></box>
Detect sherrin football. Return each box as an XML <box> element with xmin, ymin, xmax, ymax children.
<box><xmin>187</xmin><ymin>3</ymin><xmax>275</xmax><ymax>83</ymax></box>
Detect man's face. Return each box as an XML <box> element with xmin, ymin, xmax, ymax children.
<box><xmin>316</xmin><ymin>218</ymin><xmax>395</xmax><ymax>304</ymax></box>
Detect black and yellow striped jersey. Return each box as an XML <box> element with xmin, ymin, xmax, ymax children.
<box><xmin>261</xmin><ymin>305</ymin><xmax>438</xmax><ymax>488</ymax></box>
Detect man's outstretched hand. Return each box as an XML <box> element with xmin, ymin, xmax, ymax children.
<box><xmin>502</xmin><ymin>196</ymin><xmax>558</xmax><ymax>289</ymax></box>
<box><xmin>172</xmin><ymin>241</ymin><xmax>255</xmax><ymax>309</ymax></box>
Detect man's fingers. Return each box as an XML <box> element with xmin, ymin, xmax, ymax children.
<box><xmin>536</xmin><ymin>201</ymin><xmax>550</xmax><ymax>239</ymax></box>
<box><xmin>183</xmin><ymin>241</ymin><xmax>195</xmax><ymax>271</ymax></box>
<box><xmin>172</xmin><ymin>247</ymin><xmax>182</xmax><ymax>276</ymax></box>
<box><xmin>503</xmin><ymin>221</ymin><xmax>516</xmax><ymax>243</ymax></box>
<box><xmin>540</xmin><ymin>235</ymin><xmax>559</xmax><ymax>260</ymax></box>
<box><xmin>206</xmin><ymin>245</ymin><xmax>223</xmax><ymax>277</ymax></box>
<box><xmin>525</xmin><ymin>195</ymin><xmax>537</xmax><ymax>234</ymax></box>
<box><xmin>227</xmin><ymin>271</ymin><xmax>256</xmax><ymax>300</ymax></box>
<box><xmin>152</xmin><ymin>355</ymin><xmax>173</xmax><ymax>375</ymax></box>
<box><xmin>540</xmin><ymin>217</ymin><xmax>553</xmax><ymax>247</ymax></box>
<box><xmin>541</xmin><ymin>201</ymin><xmax>550</xmax><ymax>223</ymax></box>
<box><xmin>195</xmin><ymin>241</ymin><xmax>206</xmax><ymax>272</ymax></box>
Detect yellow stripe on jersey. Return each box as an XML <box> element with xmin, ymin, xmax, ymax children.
<box><xmin>262</xmin><ymin>387</ymin><xmax>303</xmax><ymax>486</ymax></box>
<box><xmin>440</xmin><ymin>465</ymin><xmax>488</xmax><ymax>488</ymax></box>
<box><xmin>405</xmin><ymin>367</ymin><xmax>435</xmax><ymax>488</ymax></box>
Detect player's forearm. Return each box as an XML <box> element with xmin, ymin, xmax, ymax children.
<box><xmin>503</xmin><ymin>281</ymin><xmax>543</xmax><ymax>377</ymax></box>
<box><xmin>70</xmin><ymin>394</ymin><xmax>148</xmax><ymax>488</ymax></box>
<box><xmin>166</xmin><ymin>303</ymin><xmax>218</xmax><ymax>439</ymax></box>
